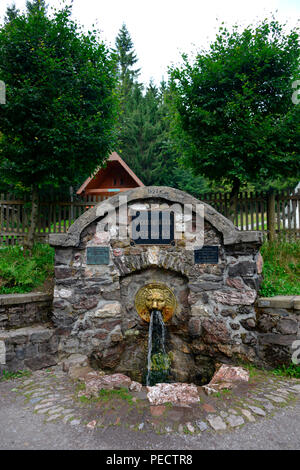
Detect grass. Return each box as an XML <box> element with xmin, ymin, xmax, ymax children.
<box><xmin>0</xmin><ymin>243</ymin><xmax>54</xmax><ymax>294</ymax></box>
<box><xmin>259</xmin><ymin>239</ymin><xmax>300</xmax><ymax>297</ymax></box>
<box><xmin>98</xmin><ymin>387</ymin><xmax>135</xmax><ymax>404</ymax></box>
<box><xmin>0</xmin><ymin>369</ymin><xmax>31</xmax><ymax>381</ymax></box>
<box><xmin>78</xmin><ymin>387</ymin><xmax>135</xmax><ymax>405</ymax></box>
<box><xmin>272</xmin><ymin>363</ymin><xmax>300</xmax><ymax>379</ymax></box>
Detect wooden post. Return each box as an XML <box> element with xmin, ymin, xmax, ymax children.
<box><xmin>267</xmin><ymin>189</ymin><xmax>276</xmax><ymax>242</ymax></box>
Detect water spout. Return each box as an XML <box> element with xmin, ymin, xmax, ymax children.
<box><xmin>146</xmin><ymin>309</ymin><xmax>169</xmax><ymax>386</ymax></box>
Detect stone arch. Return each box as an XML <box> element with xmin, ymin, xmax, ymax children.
<box><xmin>49</xmin><ymin>186</ymin><xmax>261</xmax><ymax>248</ymax></box>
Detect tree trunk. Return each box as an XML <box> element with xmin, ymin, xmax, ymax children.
<box><xmin>229</xmin><ymin>179</ymin><xmax>240</xmax><ymax>223</ymax></box>
<box><xmin>24</xmin><ymin>185</ymin><xmax>39</xmax><ymax>255</ymax></box>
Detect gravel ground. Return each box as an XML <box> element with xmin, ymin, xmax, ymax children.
<box><xmin>0</xmin><ymin>367</ymin><xmax>299</xmax><ymax>450</ymax></box>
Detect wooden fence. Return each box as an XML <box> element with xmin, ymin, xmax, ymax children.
<box><xmin>0</xmin><ymin>188</ymin><xmax>299</xmax><ymax>246</ymax></box>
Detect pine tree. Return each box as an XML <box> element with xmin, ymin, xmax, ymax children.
<box><xmin>26</xmin><ymin>0</ymin><xmax>47</xmax><ymax>14</ymax></box>
<box><xmin>4</xmin><ymin>3</ymin><xmax>20</xmax><ymax>23</ymax></box>
<box><xmin>114</xmin><ymin>26</ymin><xmax>208</xmax><ymax>195</ymax></box>
<box><xmin>115</xmin><ymin>23</ymin><xmax>140</xmax><ymax>99</ymax></box>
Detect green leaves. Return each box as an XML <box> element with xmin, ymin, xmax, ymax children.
<box><xmin>168</xmin><ymin>19</ymin><xmax>300</xmax><ymax>189</ymax></box>
<box><xmin>0</xmin><ymin>4</ymin><xmax>118</xmax><ymax>190</ymax></box>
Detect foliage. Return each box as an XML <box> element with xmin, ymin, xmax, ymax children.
<box><xmin>118</xmin><ymin>80</ymin><xmax>209</xmax><ymax>193</ymax></box>
<box><xmin>259</xmin><ymin>239</ymin><xmax>300</xmax><ymax>296</ymax></box>
<box><xmin>146</xmin><ymin>352</ymin><xmax>171</xmax><ymax>386</ymax></box>
<box><xmin>4</xmin><ymin>2</ymin><xmax>19</xmax><ymax>23</ymax></box>
<box><xmin>151</xmin><ymin>352</ymin><xmax>171</xmax><ymax>371</ymax></box>
<box><xmin>0</xmin><ymin>243</ymin><xmax>54</xmax><ymax>293</ymax></box>
<box><xmin>272</xmin><ymin>363</ymin><xmax>300</xmax><ymax>379</ymax></box>
<box><xmin>0</xmin><ymin>3</ymin><xmax>118</xmax><ymax>249</ymax></box>
<box><xmin>0</xmin><ymin>369</ymin><xmax>31</xmax><ymax>381</ymax></box>
<box><xmin>0</xmin><ymin>3</ymin><xmax>118</xmax><ymax>189</ymax></box>
<box><xmin>168</xmin><ymin>19</ymin><xmax>300</xmax><ymax>194</ymax></box>
<box><xmin>98</xmin><ymin>387</ymin><xmax>134</xmax><ymax>404</ymax></box>
<box><xmin>115</xmin><ymin>23</ymin><xmax>140</xmax><ymax>100</ymax></box>
<box><xmin>114</xmin><ymin>25</ymin><xmax>210</xmax><ymax>194</ymax></box>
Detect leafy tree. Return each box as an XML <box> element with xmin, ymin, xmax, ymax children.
<box><xmin>0</xmin><ymin>3</ymin><xmax>118</xmax><ymax>251</ymax></box>
<box><xmin>169</xmin><ymin>20</ymin><xmax>300</xmax><ymax>216</ymax></box>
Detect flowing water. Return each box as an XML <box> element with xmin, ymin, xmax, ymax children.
<box><xmin>146</xmin><ymin>310</ymin><xmax>169</xmax><ymax>386</ymax></box>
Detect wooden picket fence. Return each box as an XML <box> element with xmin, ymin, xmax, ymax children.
<box><xmin>0</xmin><ymin>188</ymin><xmax>299</xmax><ymax>246</ymax></box>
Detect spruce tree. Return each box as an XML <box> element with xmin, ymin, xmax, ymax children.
<box><xmin>115</xmin><ymin>23</ymin><xmax>140</xmax><ymax>100</ymax></box>
<box><xmin>4</xmin><ymin>3</ymin><xmax>20</xmax><ymax>23</ymax></box>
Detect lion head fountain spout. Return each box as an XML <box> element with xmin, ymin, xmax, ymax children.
<box><xmin>135</xmin><ymin>282</ymin><xmax>177</xmax><ymax>323</ymax></box>
<box><xmin>146</xmin><ymin>288</ymin><xmax>166</xmax><ymax>313</ymax></box>
<box><xmin>134</xmin><ymin>283</ymin><xmax>177</xmax><ymax>385</ymax></box>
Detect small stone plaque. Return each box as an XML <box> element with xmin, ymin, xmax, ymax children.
<box><xmin>194</xmin><ymin>246</ymin><xmax>219</xmax><ymax>264</ymax></box>
<box><xmin>86</xmin><ymin>246</ymin><xmax>110</xmax><ymax>265</ymax></box>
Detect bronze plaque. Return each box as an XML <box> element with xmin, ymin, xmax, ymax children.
<box><xmin>86</xmin><ymin>246</ymin><xmax>110</xmax><ymax>265</ymax></box>
<box><xmin>194</xmin><ymin>246</ymin><xmax>219</xmax><ymax>264</ymax></box>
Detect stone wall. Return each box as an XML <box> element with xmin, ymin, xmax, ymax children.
<box><xmin>50</xmin><ymin>187</ymin><xmax>264</xmax><ymax>384</ymax></box>
<box><xmin>0</xmin><ymin>293</ymin><xmax>58</xmax><ymax>372</ymax></box>
<box><xmin>0</xmin><ymin>293</ymin><xmax>52</xmax><ymax>329</ymax></box>
<box><xmin>254</xmin><ymin>296</ymin><xmax>300</xmax><ymax>367</ymax></box>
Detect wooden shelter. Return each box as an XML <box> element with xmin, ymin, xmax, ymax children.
<box><xmin>76</xmin><ymin>152</ymin><xmax>144</xmax><ymax>199</ymax></box>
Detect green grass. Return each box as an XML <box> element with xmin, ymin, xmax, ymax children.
<box><xmin>98</xmin><ymin>387</ymin><xmax>135</xmax><ymax>404</ymax></box>
<box><xmin>0</xmin><ymin>369</ymin><xmax>31</xmax><ymax>381</ymax></box>
<box><xmin>78</xmin><ymin>387</ymin><xmax>135</xmax><ymax>405</ymax></box>
<box><xmin>272</xmin><ymin>363</ymin><xmax>300</xmax><ymax>379</ymax></box>
<box><xmin>259</xmin><ymin>239</ymin><xmax>300</xmax><ymax>297</ymax></box>
<box><xmin>0</xmin><ymin>243</ymin><xmax>54</xmax><ymax>294</ymax></box>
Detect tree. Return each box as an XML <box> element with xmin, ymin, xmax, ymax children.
<box><xmin>4</xmin><ymin>3</ymin><xmax>20</xmax><ymax>23</ymax></box>
<box><xmin>26</xmin><ymin>0</ymin><xmax>47</xmax><ymax>15</ymax></box>
<box><xmin>169</xmin><ymin>20</ymin><xmax>300</xmax><ymax>217</ymax></box>
<box><xmin>115</xmin><ymin>23</ymin><xmax>140</xmax><ymax>100</ymax></box>
<box><xmin>114</xmin><ymin>24</ymin><xmax>208</xmax><ymax>194</ymax></box>
<box><xmin>0</xmin><ymin>3</ymin><xmax>118</xmax><ymax>252</ymax></box>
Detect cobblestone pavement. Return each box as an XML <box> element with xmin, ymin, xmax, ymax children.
<box><xmin>0</xmin><ymin>365</ymin><xmax>300</xmax><ymax>450</ymax></box>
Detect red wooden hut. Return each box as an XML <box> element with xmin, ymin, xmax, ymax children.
<box><xmin>76</xmin><ymin>152</ymin><xmax>144</xmax><ymax>200</ymax></box>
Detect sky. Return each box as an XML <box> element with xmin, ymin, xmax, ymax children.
<box><xmin>0</xmin><ymin>0</ymin><xmax>299</xmax><ymax>85</ymax></box>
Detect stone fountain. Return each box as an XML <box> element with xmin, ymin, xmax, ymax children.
<box><xmin>50</xmin><ymin>186</ymin><xmax>262</xmax><ymax>385</ymax></box>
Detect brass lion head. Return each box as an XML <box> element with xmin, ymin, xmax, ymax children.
<box><xmin>135</xmin><ymin>282</ymin><xmax>176</xmax><ymax>323</ymax></box>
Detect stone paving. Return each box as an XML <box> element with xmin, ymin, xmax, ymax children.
<box><xmin>2</xmin><ymin>364</ymin><xmax>300</xmax><ymax>437</ymax></box>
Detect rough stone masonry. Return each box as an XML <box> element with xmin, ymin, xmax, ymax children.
<box><xmin>2</xmin><ymin>187</ymin><xmax>298</xmax><ymax>380</ymax></box>
<box><xmin>48</xmin><ymin>186</ymin><xmax>267</xmax><ymax>384</ymax></box>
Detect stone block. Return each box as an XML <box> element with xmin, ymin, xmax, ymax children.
<box><xmin>55</xmin><ymin>248</ymin><xmax>73</xmax><ymax>266</ymax></box>
<box><xmin>110</xmin><ymin>325</ymin><xmax>123</xmax><ymax>343</ymax></box>
<box><xmin>257</xmin><ymin>296</ymin><xmax>294</xmax><ymax>309</ymax></box>
<box><xmin>191</xmin><ymin>303</ymin><xmax>209</xmax><ymax>317</ymax></box>
<box><xmin>228</xmin><ymin>261</ymin><xmax>256</xmax><ymax>278</ymax></box>
<box><xmin>188</xmin><ymin>318</ymin><xmax>202</xmax><ymax>337</ymax></box>
<box><xmin>214</xmin><ymin>290</ymin><xmax>257</xmax><ymax>306</ymax></box>
<box><xmin>202</xmin><ymin>319</ymin><xmax>232</xmax><ymax>344</ymax></box>
<box><xmin>25</xmin><ymin>354</ymin><xmax>57</xmax><ymax>370</ymax></box>
<box><xmin>62</xmin><ymin>353</ymin><xmax>89</xmax><ymax>372</ymax></box>
<box><xmin>293</xmin><ymin>297</ymin><xmax>300</xmax><ymax>310</ymax></box>
<box><xmin>94</xmin><ymin>301</ymin><xmax>121</xmax><ymax>319</ymax></box>
<box><xmin>0</xmin><ymin>340</ymin><xmax>6</xmax><ymax>365</ymax></box>
<box><xmin>276</xmin><ymin>318</ymin><xmax>298</xmax><ymax>335</ymax></box>
<box><xmin>30</xmin><ymin>329</ymin><xmax>53</xmax><ymax>343</ymax></box>
<box><xmin>259</xmin><ymin>333</ymin><xmax>297</xmax><ymax>346</ymax></box>
<box><xmin>240</xmin><ymin>318</ymin><xmax>256</xmax><ymax>330</ymax></box>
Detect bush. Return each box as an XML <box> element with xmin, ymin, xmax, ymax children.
<box><xmin>0</xmin><ymin>243</ymin><xmax>54</xmax><ymax>294</ymax></box>
<box><xmin>259</xmin><ymin>239</ymin><xmax>300</xmax><ymax>296</ymax></box>
<box><xmin>272</xmin><ymin>363</ymin><xmax>300</xmax><ymax>379</ymax></box>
